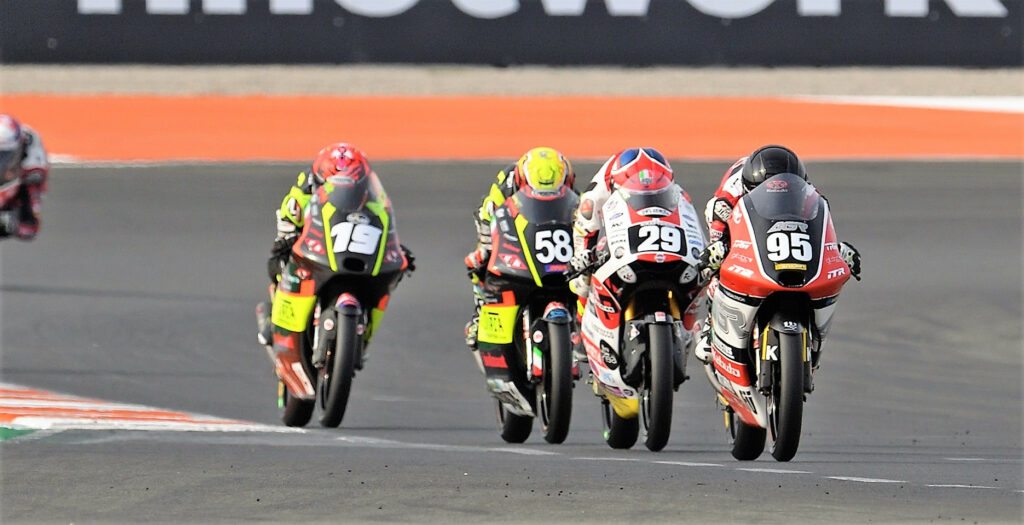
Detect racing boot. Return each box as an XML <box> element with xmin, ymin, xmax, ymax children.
<box><xmin>572</xmin><ymin>298</ymin><xmax>588</xmax><ymax>363</ymax></box>
<box><xmin>255</xmin><ymin>301</ymin><xmax>273</xmax><ymax>348</ymax></box>
<box><xmin>692</xmin><ymin>314</ymin><xmax>712</xmax><ymax>364</ymax></box>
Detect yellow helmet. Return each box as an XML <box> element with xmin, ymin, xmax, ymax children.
<box><xmin>514</xmin><ymin>147</ymin><xmax>573</xmax><ymax>191</ymax></box>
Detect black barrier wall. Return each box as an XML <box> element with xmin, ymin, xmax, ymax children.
<box><xmin>2</xmin><ymin>1</ymin><xmax>1020</xmax><ymax>66</ymax></box>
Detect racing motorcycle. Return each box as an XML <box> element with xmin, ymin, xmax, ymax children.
<box><xmin>577</xmin><ymin>175</ymin><xmax>706</xmax><ymax>451</ymax></box>
<box><xmin>697</xmin><ymin>172</ymin><xmax>852</xmax><ymax>461</ymax></box>
<box><xmin>472</xmin><ymin>184</ymin><xmax>580</xmax><ymax>444</ymax></box>
<box><xmin>262</xmin><ymin>174</ymin><xmax>409</xmax><ymax>428</ymax></box>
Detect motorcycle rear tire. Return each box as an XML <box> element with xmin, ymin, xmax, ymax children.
<box><xmin>280</xmin><ymin>380</ymin><xmax>314</xmax><ymax>427</ymax></box>
<box><xmin>769</xmin><ymin>331</ymin><xmax>804</xmax><ymax>461</ymax></box>
<box><xmin>602</xmin><ymin>401</ymin><xmax>639</xmax><ymax>449</ymax></box>
<box><xmin>539</xmin><ymin>322</ymin><xmax>573</xmax><ymax>444</ymax></box>
<box><xmin>319</xmin><ymin>312</ymin><xmax>360</xmax><ymax>428</ymax></box>
<box><xmin>497</xmin><ymin>400</ymin><xmax>533</xmax><ymax>443</ymax></box>
<box><xmin>729</xmin><ymin>409</ymin><xmax>766</xmax><ymax>460</ymax></box>
<box><xmin>642</xmin><ymin>323</ymin><xmax>674</xmax><ymax>452</ymax></box>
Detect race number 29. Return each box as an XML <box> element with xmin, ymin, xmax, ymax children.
<box><xmin>332</xmin><ymin>223</ymin><xmax>382</xmax><ymax>255</ymax></box>
<box><xmin>535</xmin><ymin>229</ymin><xmax>573</xmax><ymax>263</ymax></box>
<box><xmin>631</xmin><ymin>224</ymin><xmax>683</xmax><ymax>253</ymax></box>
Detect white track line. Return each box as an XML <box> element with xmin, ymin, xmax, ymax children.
<box><xmin>827</xmin><ymin>476</ymin><xmax>906</xmax><ymax>484</ymax></box>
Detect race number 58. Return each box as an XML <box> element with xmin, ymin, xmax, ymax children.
<box><xmin>535</xmin><ymin>229</ymin><xmax>572</xmax><ymax>263</ymax></box>
<box><xmin>766</xmin><ymin>232</ymin><xmax>812</xmax><ymax>262</ymax></box>
<box><xmin>332</xmin><ymin>223</ymin><xmax>382</xmax><ymax>255</ymax></box>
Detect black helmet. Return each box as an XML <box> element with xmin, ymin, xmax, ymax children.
<box><xmin>740</xmin><ymin>145</ymin><xmax>806</xmax><ymax>192</ymax></box>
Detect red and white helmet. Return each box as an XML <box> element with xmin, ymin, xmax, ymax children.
<box><xmin>604</xmin><ymin>147</ymin><xmax>673</xmax><ymax>190</ymax></box>
<box><xmin>0</xmin><ymin>114</ymin><xmax>25</xmax><ymax>180</ymax></box>
<box><xmin>311</xmin><ymin>142</ymin><xmax>371</xmax><ymax>185</ymax></box>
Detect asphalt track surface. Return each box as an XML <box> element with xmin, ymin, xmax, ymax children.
<box><xmin>1</xmin><ymin>161</ymin><xmax>1021</xmax><ymax>523</ymax></box>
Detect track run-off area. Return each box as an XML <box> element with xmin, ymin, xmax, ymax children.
<box><xmin>1</xmin><ymin>157</ymin><xmax>1020</xmax><ymax>522</ymax></box>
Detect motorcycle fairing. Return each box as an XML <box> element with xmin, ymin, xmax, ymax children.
<box><xmin>593</xmin><ymin>187</ymin><xmax>704</xmax><ymax>286</ymax></box>
<box><xmin>720</xmin><ymin>174</ymin><xmax>849</xmax><ymax>300</ymax></box>
<box><xmin>582</xmin><ymin>184</ymin><xmax>704</xmax><ymax>411</ymax></box>
<box><xmin>488</xmin><ymin>187</ymin><xmax>578</xmax><ymax>287</ymax></box>
<box><xmin>293</xmin><ymin>176</ymin><xmax>405</xmax><ymax>279</ymax></box>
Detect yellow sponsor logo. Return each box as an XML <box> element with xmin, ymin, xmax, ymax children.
<box><xmin>478</xmin><ymin>305</ymin><xmax>519</xmax><ymax>344</ymax></box>
<box><xmin>774</xmin><ymin>263</ymin><xmax>807</xmax><ymax>271</ymax></box>
<box><xmin>271</xmin><ymin>294</ymin><xmax>316</xmax><ymax>333</ymax></box>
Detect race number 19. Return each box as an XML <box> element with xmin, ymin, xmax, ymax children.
<box><xmin>332</xmin><ymin>223</ymin><xmax>382</xmax><ymax>255</ymax></box>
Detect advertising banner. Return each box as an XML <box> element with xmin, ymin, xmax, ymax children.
<box><xmin>2</xmin><ymin>1</ymin><xmax>1019</xmax><ymax>65</ymax></box>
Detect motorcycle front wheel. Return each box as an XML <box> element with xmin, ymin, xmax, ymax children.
<box><xmin>769</xmin><ymin>331</ymin><xmax>804</xmax><ymax>461</ymax></box>
<box><xmin>641</xmin><ymin>323</ymin><xmax>674</xmax><ymax>452</ymax></box>
<box><xmin>318</xmin><ymin>312</ymin><xmax>360</xmax><ymax>428</ymax></box>
<box><xmin>279</xmin><ymin>380</ymin><xmax>314</xmax><ymax>427</ymax></box>
<box><xmin>538</xmin><ymin>322</ymin><xmax>573</xmax><ymax>444</ymax></box>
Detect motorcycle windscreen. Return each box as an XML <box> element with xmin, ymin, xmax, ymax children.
<box><xmin>619</xmin><ymin>184</ymin><xmax>679</xmax><ymax>215</ymax></box>
<box><xmin>512</xmin><ymin>186</ymin><xmax>578</xmax><ymax>225</ymax></box>
<box><xmin>743</xmin><ymin>173</ymin><xmax>826</xmax><ymax>287</ymax></box>
<box><xmin>0</xmin><ymin>150</ymin><xmax>19</xmax><ymax>184</ymax></box>
<box><xmin>746</xmin><ymin>173</ymin><xmax>820</xmax><ymax>221</ymax></box>
<box><xmin>308</xmin><ymin>176</ymin><xmax>402</xmax><ymax>276</ymax></box>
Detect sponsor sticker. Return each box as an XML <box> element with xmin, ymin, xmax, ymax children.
<box><xmin>727</xmin><ymin>264</ymin><xmax>754</xmax><ymax>278</ymax></box>
<box><xmin>346</xmin><ymin>212</ymin><xmax>370</xmax><ymax>224</ymax></box>
<box><xmin>638</xmin><ymin>207</ymin><xmax>672</xmax><ymax>217</ymax></box>
<box><xmin>774</xmin><ymin>262</ymin><xmax>807</xmax><ymax>270</ymax></box>
<box><xmin>767</xmin><ymin>221</ymin><xmax>808</xmax><ymax>233</ymax></box>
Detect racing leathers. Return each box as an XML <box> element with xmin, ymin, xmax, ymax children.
<box><xmin>694</xmin><ymin>156</ymin><xmax>862</xmax><ymax>365</ymax></box>
<box><xmin>463</xmin><ymin>162</ymin><xmax>526</xmax><ymax>348</ymax></box>
<box><xmin>0</xmin><ymin>125</ymin><xmax>49</xmax><ymax>240</ymax></box>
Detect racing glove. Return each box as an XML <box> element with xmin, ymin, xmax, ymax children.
<box><xmin>698</xmin><ymin>240</ymin><xmax>728</xmax><ymax>282</ymax></box>
<box><xmin>700</xmin><ymin>241</ymin><xmax>728</xmax><ymax>272</ymax></box>
<box><xmin>401</xmin><ymin>244</ymin><xmax>416</xmax><ymax>274</ymax></box>
<box><xmin>839</xmin><ymin>241</ymin><xmax>861</xmax><ymax>281</ymax></box>
<box><xmin>711</xmin><ymin>198</ymin><xmax>733</xmax><ymax>223</ymax></box>
<box><xmin>569</xmin><ymin>247</ymin><xmax>596</xmax><ymax>276</ymax></box>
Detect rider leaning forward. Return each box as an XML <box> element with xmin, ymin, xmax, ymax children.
<box><xmin>0</xmin><ymin>114</ymin><xmax>49</xmax><ymax>241</ymax></box>
<box><xmin>692</xmin><ymin>144</ymin><xmax>862</xmax><ymax>365</ymax></box>
<box><xmin>463</xmin><ymin>146</ymin><xmax>577</xmax><ymax>348</ymax></box>
<box><xmin>257</xmin><ymin>143</ymin><xmax>415</xmax><ymax>364</ymax></box>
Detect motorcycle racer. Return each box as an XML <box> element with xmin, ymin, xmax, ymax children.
<box><xmin>693</xmin><ymin>144</ymin><xmax>862</xmax><ymax>364</ymax></box>
<box><xmin>568</xmin><ymin>147</ymin><xmax>694</xmax><ymax>300</ymax></box>
<box><xmin>463</xmin><ymin>146</ymin><xmax>575</xmax><ymax>347</ymax></box>
<box><xmin>0</xmin><ymin>114</ymin><xmax>49</xmax><ymax>240</ymax></box>
<box><xmin>256</xmin><ymin>143</ymin><xmax>414</xmax><ymax>364</ymax></box>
